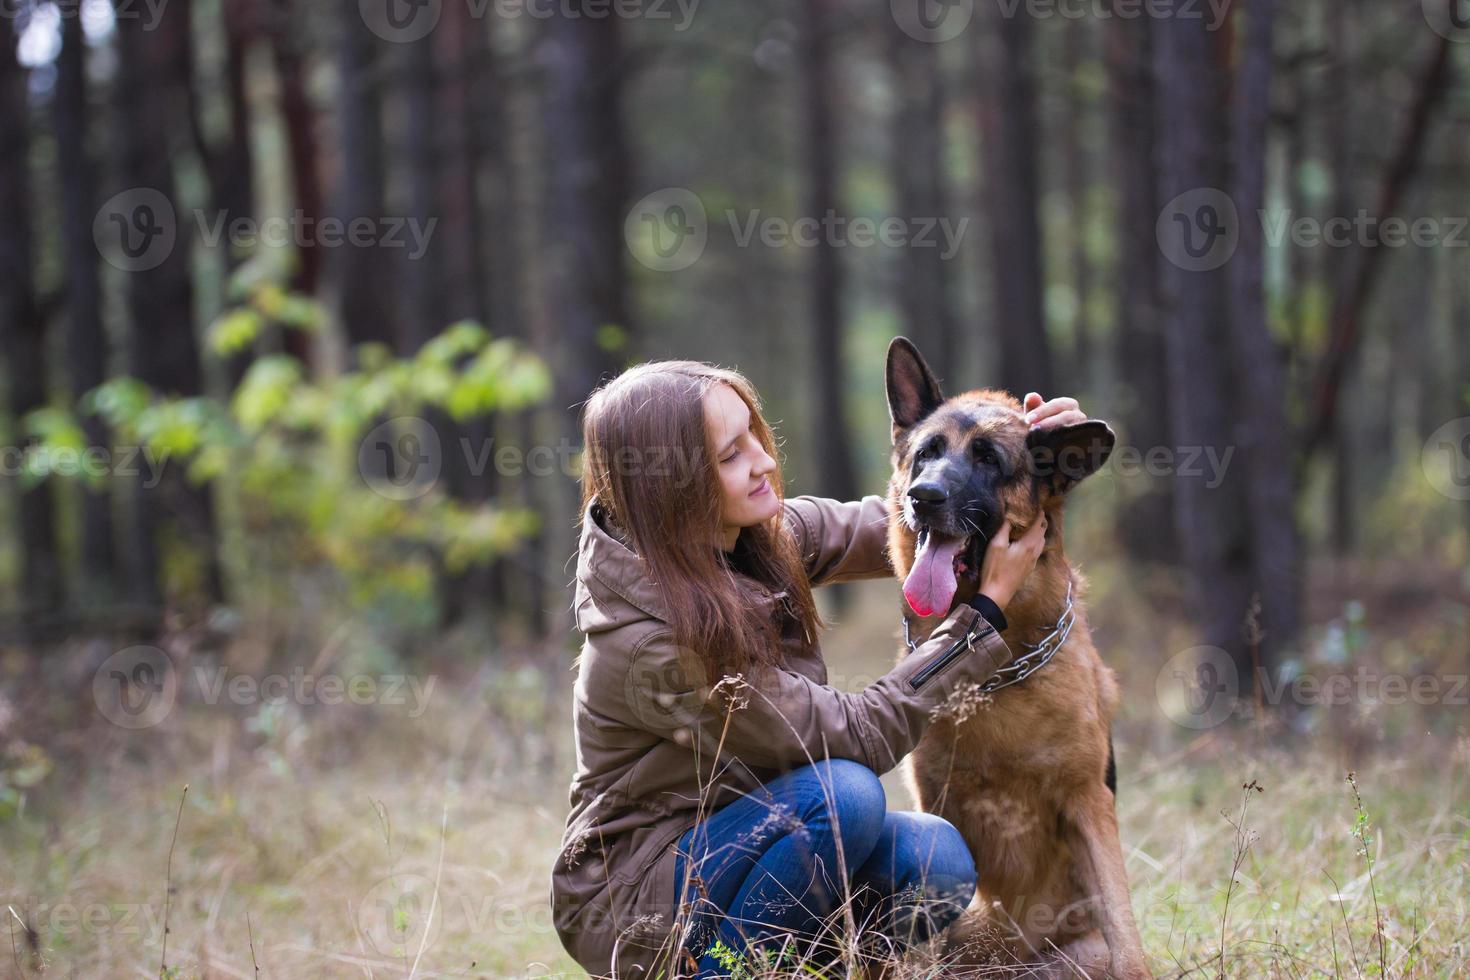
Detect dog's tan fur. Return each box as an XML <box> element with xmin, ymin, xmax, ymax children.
<box><xmin>885</xmin><ymin>384</ymin><xmax>1151</xmax><ymax>979</ymax></box>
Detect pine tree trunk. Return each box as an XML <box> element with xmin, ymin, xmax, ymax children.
<box><xmin>887</xmin><ymin>18</ymin><xmax>958</xmax><ymax>381</ymax></box>
<box><xmin>333</xmin><ymin>0</ymin><xmax>395</xmax><ymax>350</ymax></box>
<box><xmin>1227</xmin><ymin>0</ymin><xmax>1300</xmax><ymax>657</ymax></box>
<box><xmin>0</xmin><ymin>28</ymin><xmax>63</xmax><ymax>625</ymax></box>
<box><xmin>114</xmin><ymin>0</ymin><xmax>223</xmax><ymax>609</ymax></box>
<box><xmin>802</xmin><ymin>0</ymin><xmax>857</xmax><ymax>504</ymax></box>
<box><xmin>1107</xmin><ymin>15</ymin><xmax>1175</xmax><ymax>563</ymax></box>
<box><xmin>976</xmin><ymin>7</ymin><xmax>1052</xmax><ymax>395</ymax></box>
<box><xmin>1153</xmin><ymin>6</ymin><xmax>1256</xmax><ymax>666</ymax></box>
<box><xmin>268</xmin><ymin>0</ymin><xmax>322</xmax><ymax>364</ymax></box>
<box><xmin>400</xmin><ymin>29</ymin><xmax>441</xmax><ymax>353</ymax></box>
<box><xmin>56</xmin><ymin>12</ymin><xmax>118</xmax><ymax>604</ymax></box>
<box><xmin>541</xmin><ymin>6</ymin><xmax>630</xmax><ymax>417</ymax></box>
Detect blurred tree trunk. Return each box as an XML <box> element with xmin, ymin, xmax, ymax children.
<box><xmin>1227</xmin><ymin>0</ymin><xmax>1300</xmax><ymax>656</ymax></box>
<box><xmin>539</xmin><ymin>5</ymin><xmax>633</xmax><ymax>634</ymax></box>
<box><xmin>267</xmin><ymin>0</ymin><xmax>321</xmax><ymax>364</ymax></box>
<box><xmin>541</xmin><ymin>7</ymin><xmax>630</xmax><ymax>418</ymax></box>
<box><xmin>887</xmin><ymin>21</ymin><xmax>957</xmax><ymax>380</ymax></box>
<box><xmin>0</xmin><ymin>29</ymin><xmax>63</xmax><ymax>624</ymax></box>
<box><xmin>1153</xmin><ymin>7</ymin><xmax>1256</xmax><ymax>666</ymax></box>
<box><xmin>1282</xmin><ymin>28</ymin><xmax>1310</xmax><ymax>389</ymax></box>
<box><xmin>114</xmin><ymin>0</ymin><xmax>224</xmax><ymax>609</ymax></box>
<box><xmin>436</xmin><ymin>5</ymin><xmax>490</xmax><ymax>330</ymax></box>
<box><xmin>1302</xmin><ymin>27</ymin><xmax>1452</xmax><ymax>462</ymax></box>
<box><xmin>436</xmin><ymin>6</ymin><xmax>502</xmax><ymax>625</ymax></box>
<box><xmin>488</xmin><ymin>31</ymin><xmax>547</xmax><ymax>638</ymax></box>
<box><xmin>211</xmin><ymin>0</ymin><xmax>260</xmax><ymax>390</ymax></box>
<box><xmin>1107</xmin><ymin>15</ymin><xmax>1175</xmax><ymax>563</ymax></box>
<box><xmin>1457</xmin><ymin>254</ymin><xmax>1470</xmax><ymax>546</ymax></box>
<box><xmin>1061</xmin><ymin>23</ymin><xmax>1094</xmax><ymax>397</ymax></box>
<box><xmin>332</xmin><ymin>0</ymin><xmax>395</xmax><ymax>351</ymax></box>
<box><xmin>1326</xmin><ymin>0</ymin><xmax>1355</xmax><ymax>557</ymax></box>
<box><xmin>400</xmin><ymin>30</ymin><xmax>440</xmax><ymax>352</ymax></box>
<box><xmin>801</xmin><ymin>0</ymin><xmax>857</xmax><ymax>507</ymax></box>
<box><xmin>976</xmin><ymin>7</ymin><xmax>1052</xmax><ymax>396</ymax></box>
<box><xmin>56</xmin><ymin>12</ymin><xmax>118</xmax><ymax>604</ymax></box>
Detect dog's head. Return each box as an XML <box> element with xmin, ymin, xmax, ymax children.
<box><xmin>884</xmin><ymin>336</ymin><xmax>1115</xmax><ymax>618</ymax></box>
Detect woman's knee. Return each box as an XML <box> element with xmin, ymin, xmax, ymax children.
<box><xmin>794</xmin><ymin>759</ymin><xmax>887</xmax><ymax>848</ymax></box>
<box><xmin>882</xmin><ymin>811</ymin><xmax>977</xmax><ymax>898</ymax></box>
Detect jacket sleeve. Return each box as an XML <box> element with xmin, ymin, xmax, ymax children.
<box><xmin>783</xmin><ymin>494</ymin><xmax>895</xmax><ymax>586</ymax></box>
<box><xmin>621</xmin><ymin>603</ymin><xmax>1012</xmax><ymax>775</ymax></box>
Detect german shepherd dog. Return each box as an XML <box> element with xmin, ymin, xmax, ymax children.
<box><xmin>882</xmin><ymin>338</ymin><xmax>1151</xmax><ymax>979</ymax></box>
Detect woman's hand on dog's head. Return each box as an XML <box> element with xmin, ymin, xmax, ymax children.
<box><xmin>1023</xmin><ymin>392</ymin><xmax>1088</xmax><ymax>431</ymax></box>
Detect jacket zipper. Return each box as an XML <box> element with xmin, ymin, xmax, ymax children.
<box><xmin>908</xmin><ymin>620</ymin><xmax>994</xmax><ymax>692</ymax></box>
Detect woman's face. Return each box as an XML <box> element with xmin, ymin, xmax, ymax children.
<box><xmin>703</xmin><ymin>382</ymin><xmax>780</xmax><ymax>550</ymax></box>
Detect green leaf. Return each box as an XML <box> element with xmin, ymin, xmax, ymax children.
<box><xmin>233</xmin><ymin>356</ymin><xmax>305</xmax><ymax>434</ymax></box>
<box><xmin>81</xmin><ymin>377</ymin><xmax>153</xmax><ymax>434</ymax></box>
<box><xmin>596</xmin><ymin>323</ymin><xmax>628</xmax><ymax>353</ymax></box>
<box><xmin>208</xmin><ymin>308</ymin><xmax>263</xmax><ymax>356</ymax></box>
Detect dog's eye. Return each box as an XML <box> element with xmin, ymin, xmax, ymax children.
<box><xmin>973</xmin><ymin>441</ymin><xmax>1000</xmax><ymax>466</ymax></box>
<box><xmin>915</xmin><ymin>438</ymin><xmax>942</xmax><ymax>462</ymax></box>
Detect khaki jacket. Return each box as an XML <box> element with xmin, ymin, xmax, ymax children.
<box><xmin>550</xmin><ymin>494</ymin><xmax>1014</xmax><ymax>978</ymax></box>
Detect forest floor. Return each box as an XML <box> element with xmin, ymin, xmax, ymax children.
<box><xmin>2</xmin><ymin>566</ymin><xmax>1467</xmax><ymax>978</ymax></box>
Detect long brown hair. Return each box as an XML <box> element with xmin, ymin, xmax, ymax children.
<box><xmin>579</xmin><ymin>361</ymin><xmax>823</xmax><ymax>681</ymax></box>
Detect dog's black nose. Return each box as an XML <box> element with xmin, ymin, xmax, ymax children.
<box><xmin>908</xmin><ymin>483</ymin><xmax>947</xmax><ymax>506</ymax></box>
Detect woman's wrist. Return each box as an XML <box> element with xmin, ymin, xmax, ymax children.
<box><xmin>966</xmin><ymin>592</ymin><xmax>1008</xmax><ymax>632</ymax></box>
<box><xmin>977</xmin><ymin>579</ymin><xmax>1012</xmax><ymax>612</ymax></box>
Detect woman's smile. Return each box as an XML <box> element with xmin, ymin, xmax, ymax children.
<box><xmin>749</xmin><ymin>477</ymin><xmax>771</xmax><ymax>498</ymax></box>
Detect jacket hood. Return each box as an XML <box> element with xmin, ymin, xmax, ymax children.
<box><xmin>572</xmin><ymin>499</ymin><xmax>787</xmax><ymax>636</ymax></box>
<box><xmin>573</xmin><ymin>500</ymin><xmax>668</xmax><ymax>634</ymax></box>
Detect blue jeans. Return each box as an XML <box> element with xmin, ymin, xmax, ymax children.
<box><xmin>670</xmin><ymin>759</ymin><xmax>977</xmax><ymax>977</ymax></box>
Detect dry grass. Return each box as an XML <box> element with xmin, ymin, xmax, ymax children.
<box><xmin>2</xmin><ymin>573</ymin><xmax>1467</xmax><ymax>978</ymax></box>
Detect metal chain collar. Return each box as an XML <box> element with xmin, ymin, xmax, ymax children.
<box><xmin>902</xmin><ymin>578</ymin><xmax>1076</xmax><ymax>694</ymax></box>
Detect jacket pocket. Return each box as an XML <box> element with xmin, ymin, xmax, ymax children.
<box><xmin>907</xmin><ymin>618</ymin><xmax>995</xmax><ymax>692</ymax></box>
<box><xmin>612</xmin><ymin>819</ymin><xmax>694</xmax><ymax>886</ymax></box>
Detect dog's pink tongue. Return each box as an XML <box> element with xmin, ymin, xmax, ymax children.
<box><xmin>903</xmin><ymin>532</ymin><xmax>965</xmax><ymax>618</ymax></box>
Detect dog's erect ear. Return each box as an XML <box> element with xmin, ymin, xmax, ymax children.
<box><xmin>1026</xmin><ymin>420</ymin><xmax>1116</xmax><ymax>495</ymax></box>
<box><xmin>886</xmin><ymin>337</ymin><xmax>944</xmax><ymax>441</ymax></box>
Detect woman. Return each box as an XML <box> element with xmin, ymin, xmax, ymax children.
<box><xmin>551</xmin><ymin>360</ymin><xmax>1084</xmax><ymax>978</ymax></box>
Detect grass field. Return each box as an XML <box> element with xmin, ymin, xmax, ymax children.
<box><xmin>3</xmin><ymin>567</ymin><xmax>1467</xmax><ymax>978</ymax></box>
